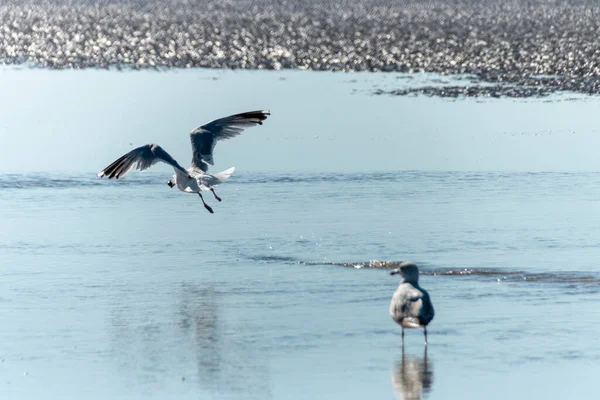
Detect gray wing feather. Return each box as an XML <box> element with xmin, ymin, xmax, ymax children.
<box><xmin>97</xmin><ymin>144</ymin><xmax>186</xmax><ymax>179</ymax></box>
<box><xmin>190</xmin><ymin>110</ymin><xmax>270</xmax><ymax>172</ymax></box>
<box><xmin>419</xmin><ymin>289</ymin><xmax>435</xmax><ymax>325</ymax></box>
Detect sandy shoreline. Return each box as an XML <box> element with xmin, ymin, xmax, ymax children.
<box><xmin>2</xmin><ymin>0</ymin><xmax>600</xmax><ymax>97</ymax></box>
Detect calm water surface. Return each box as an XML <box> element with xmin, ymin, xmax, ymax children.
<box><xmin>1</xmin><ymin>69</ymin><xmax>600</xmax><ymax>399</ymax></box>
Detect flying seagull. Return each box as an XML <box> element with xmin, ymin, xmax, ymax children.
<box><xmin>97</xmin><ymin>110</ymin><xmax>270</xmax><ymax>213</ymax></box>
<box><xmin>389</xmin><ymin>262</ymin><xmax>435</xmax><ymax>345</ymax></box>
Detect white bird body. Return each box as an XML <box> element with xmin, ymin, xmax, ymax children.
<box><xmin>174</xmin><ymin>168</ymin><xmax>202</xmax><ymax>193</ymax></box>
<box><xmin>98</xmin><ymin>111</ymin><xmax>269</xmax><ymax>213</ymax></box>
<box><xmin>389</xmin><ymin>262</ymin><xmax>435</xmax><ymax>345</ymax></box>
<box><xmin>172</xmin><ymin>167</ymin><xmax>236</xmax><ymax>193</ymax></box>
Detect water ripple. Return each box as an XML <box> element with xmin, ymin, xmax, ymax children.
<box><xmin>247</xmin><ymin>254</ymin><xmax>600</xmax><ymax>286</ymax></box>
<box><xmin>4</xmin><ymin>171</ymin><xmax>600</xmax><ymax>190</ymax></box>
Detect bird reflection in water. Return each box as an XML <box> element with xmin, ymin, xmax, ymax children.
<box><xmin>108</xmin><ymin>283</ymin><xmax>271</xmax><ymax>398</ymax></box>
<box><xmin>177</xmin><ymin>284</ymin><xmax>272</xmax><ymax>398</ymax></box>
<box><xmin>177</xmin><ymin>285</ymin><xmax>222</xmax><ymax>383</ymax></box>
<box><xmin>392</xmin><ymin>347</ymin><xmax>434</xmax><ymax>400</ymax></box>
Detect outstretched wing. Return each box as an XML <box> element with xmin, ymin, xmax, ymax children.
<box><xmin>190</xmin><ymin>110</ymin><xmax>270</xmax><ymax>172</ymax></box>
<box><xmin>98</xmin><ymin>143</ymin><xmax>187</xmax><ymax>179</ymax></box>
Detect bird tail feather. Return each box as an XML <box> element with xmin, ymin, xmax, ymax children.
<box><xmin>213</xmin><ymin>167</ymin><xmax>235</xmax><ymax>182</ymax></box>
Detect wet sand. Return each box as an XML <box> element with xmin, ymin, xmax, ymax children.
<box><xmin>2</xmin><ymin>0</ymin><xmax>600</xmax><ymax>97</ymax></box>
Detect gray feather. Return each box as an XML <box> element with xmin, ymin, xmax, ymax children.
<box><xmin>97</xmin><ymin>144</ymin><xmax>187</xmax><ymax>179</ymax></box>
<box><xmin>190</xmin><ymin>110</ymin><xmax>270</xmax><ymax>172</ymax></box>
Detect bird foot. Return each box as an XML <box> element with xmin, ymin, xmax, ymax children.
<box><xmin>204</xmin><ymin>204</ymin><xmax>214</xmax><ymax>214</ymax></box>
<box><xmin>211</xmin><ymin>189</ymin><xmax>222</xmax><ymax>202</ymax></box>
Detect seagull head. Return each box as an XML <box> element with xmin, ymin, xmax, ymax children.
<box><xmin>390</xmin><ymin>261</ymin><xmax>419</xmax><ymax>283</ymax></box>
<box><xmin>167</xmin><ymin>178</ymin><xmax>175</xmax><ymax>188</ymax></box>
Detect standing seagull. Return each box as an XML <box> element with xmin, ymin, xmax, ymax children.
<box><xmin>97</xmin><ymin>110</ymin><xmax>270</xmax><ymax>213</ymax></box>
<box><xmin>389</xmin><ymin>262</ymin><xmax>435</xmax><ymax>345</ymax></box>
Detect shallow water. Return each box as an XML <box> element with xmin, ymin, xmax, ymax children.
<box><xmin>2</xmin><ymin>171</ymin><xmax>600</xmax><ymax>399</ymax></box>
<box><xmin>1</xmin><ymin>69</ymin><xmax>600</xmax><ymax>399</ymax></box>
<box><xmin>1</xmin><ymin>67</ymin><xmax>600</xmax><ymax>174</ymax></box>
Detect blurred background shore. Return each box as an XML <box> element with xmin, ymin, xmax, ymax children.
<box><xmin>2</xmin><ymin>0</ymin><xmax>600</xmax><ymax>97</ymax></box>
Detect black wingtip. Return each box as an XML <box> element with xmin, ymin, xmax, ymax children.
<box><xmin>240</xmin><ymin>110</ymin><xmax>270</xmax><ymax>121</ymax></box>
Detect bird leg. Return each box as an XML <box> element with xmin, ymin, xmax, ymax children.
<box><xmin>402</xmin><ymin>328</ymin><xmax>405</xmax><ymax>346</ymax></box>
<box><xmin>198</xmin><ymin>193</ymin><xmax>214</xmax><ymax>214</ymax></box>
<box><xmin>210</xmin><ymin>188</ymin><xmax>222</xmax><ymax>202</ymax></box>
<box><xmin>424</xmin><ymin>326</ymin><xmax>428</xmax><ymax>346</ymax></box>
